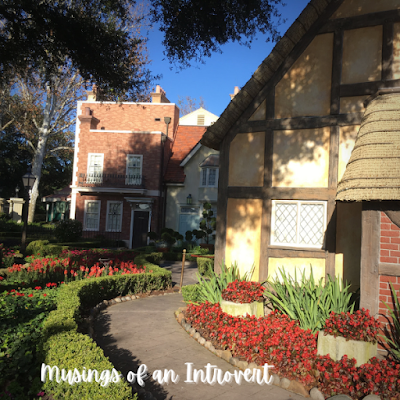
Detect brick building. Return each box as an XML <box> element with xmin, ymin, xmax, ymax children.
<box><xmin>70</xmin><ymin>86</ymin><xmax>179</xmax><ymax>248</ymax></box>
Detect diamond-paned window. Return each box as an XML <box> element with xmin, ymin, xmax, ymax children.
<box><xmin>271</xmin><ymin>200</ymin><xmax>327</xmax><ymax>248</ymax></box>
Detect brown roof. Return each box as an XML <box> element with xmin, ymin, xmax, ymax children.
<box><xmin>42</xmin><ymin>185</ymin><xmax>71</xmax><ymax>202</ymax></box>
<box><xmin>200</xmin><ymin>0</ymin><xmax>337</xmax><ymax>150</ymax></box>
<box><xmin>165</xmin><ymin>125</ymin><xmax>207</xmax><ymax>183</ymax></box>
<box><xmin>336</xmin><ymin>91</ymin><xmax>400</xmax><ymax>201</ymax></box>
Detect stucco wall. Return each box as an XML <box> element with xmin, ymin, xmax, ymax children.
<box><xmin>268</xmin><ymin>258</ymin><xmax>326</xmax><ymax>283</ymax></box>
<box><xmin>272</xmin><ymin>127</ymin><xmax>330</xmax><ymax>188</ymax></box>
<box><xmin>340</xmin><ymin>96</ymin><xmax>367</xmax><ymax>114</ymax></box>
<box><xmin>229</xmin><ymin>132</ymin><xmax>265</xmax><ymax>187</ymax></box>
<box><xmin>275</xmin><ymin>33</ymin><xmax>333</xmax><ymax>118</ymax></box>
<box><xmin>165</xmin><ymin>145</ymin><xmax>219</xmax><ymax>232</ymax></box>
<box><xmin>331</xmin><ymin>0</ymin><xmax>400</xmax><ymax>19</ymax></box>
<box><xmin>225</xmin><ymin>199</ymin><xmax>262</xmax><ymax>281</ymax></box>
<box><xmin>338</xmin><ymin>125</ymin><xmax>359</xmax><ymax>182</ymax></box>
<box><xmin>342</xmin><ymin>26</ymin><xmax>382</xmax><ymax>84</ymax></box>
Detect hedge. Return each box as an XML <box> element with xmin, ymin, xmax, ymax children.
<box><xmin>181</xmin><ymin>284</ymin><xmax>202</xmax><ymax>304</ymax></box>
<box><xmin>196</xmin><ymin>257</ymin><xmax>214</xmax><ymax>277</ymax></box>
<box><xmin>41</xmin><ymin>256</ymin><xmax>171</xmax><ymax>399</ymax></box>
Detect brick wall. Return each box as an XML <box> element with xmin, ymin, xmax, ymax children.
<box><xmin>380</xmin><ymin>212</ymin><xmax>400</xmax><ymax>264</ymax></box>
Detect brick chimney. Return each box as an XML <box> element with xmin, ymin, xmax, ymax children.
<box><xmin>86</xmin><ymin>84</ymin><xmax>97</xmax><ymax>101</ymax></box>
<box><xmin>230</xmin><ymin>86</ymin><xmax>240</xmax><ymax>100</ymax></box>
<box><xmin>151</xmin><ymin>85</ymin><xmax>170</xmax><ymax>103</ymax></box>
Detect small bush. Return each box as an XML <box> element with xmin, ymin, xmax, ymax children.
<box><xmin>54</xmin><ymin>220</ymin><xmax>82</xmax><ymax>242</ymax></box>
<box><xmin>182</xmin><ymin>284</ymin><xmax>202</xmax><ymax>304</ymax></box>
<box><xmin>196</xmin><ymin>257</ymin><xmax>214</xmax><ymax>277</ymax></box>
<box><xmin>26</xmin><ymin>240</ymin><xmax>50</xmax><ymax>256</ymax></box>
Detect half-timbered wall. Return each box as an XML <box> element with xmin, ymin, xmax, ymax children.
<box><xmin>216</xmin><ymin>0</ymin><xmax>400</xmax><ymax>284</ymax></box>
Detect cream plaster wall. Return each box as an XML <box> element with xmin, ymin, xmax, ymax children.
<box><xmin>165</xmin><ymin>145</ymin><xmax>219</xmax><ymax>232</ymax></box>
<box><xmin>272</xmin><ymin>127</ymin><xmax>330</xmax><ymax>188</ymax></box>
<box><xmin>225</xmin><ymin>199</ymin><xmax>262</xmax><ymax>281</ymax></box>
<box><xmin>268</xmin><ymin>258</ymin><xmax>326</xmax><ymax>283</ymax></box>
<box><xmin>393</xmin><ymin>23</ymin><xmax>400</xmax><ymax>80</ymax></box>
<box><xmin>342</xmin><ymin>26</ymin><xmax>382</xmax><ymax>84</ymax></box>
<box><xmin>338</xmin><ymin>125</ymin><xmax>360</xmax><ymax>182</ymax></box>
<box><xmin>249</xmin><ymin>99</ymin><xmax>267</xmax><ymax>121</ymax></box>
<box><xmin>179</xmin><ymin>108</ymin><xmax>218</xmax><ymax>126</ymax></box>
<box><xmin>335</xmin><ymin>202</ymin><xmax>362</xmax><ymax>291</ymax></box>
<box><xmin>340</xmin><ymin>96</ymin><xmax>367</xmax><ymax>113</ymax></box>
<box><xmin>275</xmin><ymin>34</ymin><xmax>333</xmax><ymax>118</ymax></box>
<box><xmin>331</xmin><ymin>0</ymin><xmax>400</xmax><ymax>19</ymax></box>
<box><xmin>228</xmin><ymin>132</ymin><xmax>265</xmax><ymax>187</ymax></box>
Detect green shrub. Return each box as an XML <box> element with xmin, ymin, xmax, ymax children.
<box><xmin>54</xmin><ymin>220</ymin><xmax>82</xmax><ymax>242</ymax></box>
<box><xmin>265</xmin><ymin>267</ymin><xmax>355</xmax><ymax>333</ymax></box>
<box><xmin>182</xmin><ymin>284</ymin><xmax>202</xmax><ymax>304</ymax></box>
<box><xmin>26</xmin><ymin>239</ymin><xmax>50</xmax><ymax>256</ymax></box>
<box><xmin>196</xmin><ymin>257</ymin><xmax>214</xmax><ymax>277</ymax></box>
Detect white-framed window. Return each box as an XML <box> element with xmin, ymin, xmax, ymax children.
<box><xmin>106</xmin><ymin>201</ymin><xmax>123</xmax><ymax>232</ymax></box>
<box><xmin>200</xmin><ymin>168</ymin><xmax>219</xmax><ymax>187</ymax></box>
<box><xmin>271</xmin><ymin>200</ymin><xmax>327</xmax><ymax>248</ymax></box>
<box><xmin>126</xmin><ymin>154</ymin><xmax>143</xmax><ymax>185</ymax></box>
<box><xmin>84</xmin><ymin>200</ymin><xmax>101</xmax><ymax>231</ymax></box>
<box><xmin>87</xmin><ymin>153</ymin><xmax>104</xmax><ymax>183</ymax></box>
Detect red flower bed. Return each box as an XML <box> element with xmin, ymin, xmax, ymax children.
<box><xmin>184</xmin><ymin>302</ymin><xmax>400</xmax><ymax>399</ymax></box>
<box><xmin>324</xmin><ymin>309</ymin><xmax>380</xmax><ymax>343</ymax></box>
<box><xmin>221</xmin><ymin>280</ymin><xmax>265</xmax><ymax>304</ymax></box>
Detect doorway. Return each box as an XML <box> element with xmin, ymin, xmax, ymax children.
<box><xmin>132</xmin><ymin>211</ymin><xmax>150</xmax><ymax>248</ymax></box>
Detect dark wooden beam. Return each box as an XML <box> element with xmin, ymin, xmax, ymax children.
<box><xmin>382</xmin><ymin>22</ymin><xmax>394</xmax><ymax>82</ymax></box>
<box><xmin>379</xmin><ymin>262</ymin><xmax>400</xmax><ymax>277</ymax></box>
<box><xmin>359</xmin><ymin>205</ymin><xmax>380</xmax><ymax>316</ymax></box>
<box><xmin>331</xmin><ymin>30</ymin><xmax>344</xmax><ymax>115</ymax></box>
<box><xmin>340</xmin><ymin>79</ymin><xmax>400</xmax><ymax>97</ymax></box>
<box><xmin>259</xmin><ymin>199</ymin><xmax>272</xmax><ymax>282</ymax></box>
<box><xmin>325</xmin><ymin>200</ymin><xmax>337</xmax><ymax>279</ymax></box>
<box><xmin>329</xmin><ymin>126</ymin><xmax>340</xmax><ymax>189</ymax></box>
<box><xmin>268</xmin><ymin>247</ymin><xmax>326</xmax><ymax>259</ymax></box>
<box><xmin>320</xmin><ymin>9</ymin><xmax>400</xmax><ymax>34</ymax></box>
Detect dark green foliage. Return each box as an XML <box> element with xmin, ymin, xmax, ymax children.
<box><xmin>196</xmin><ymin>257</ymin><xmax>214</xmax><ymax>277</ymax></box>
<box><xmin>26</xmin><ymin>239</ymin><xmax>50</xmax><ymax>255</ymax></box>
<box><xmin>54</xmin><ymin>220</ymin><xmax>82</xmax><ymax>242</ymax></box>
<box><xmin>181</xmin><ymin>284</ymin><xmax>202</xmax><ymax>304</ymax></box>
<box><xmin>151</xmin><ymin>0</ymin><xmax>284</xmax><ymax>66</ymax></box>
<box><xmin>382</xmin><ymin>283</ymin><xmax>400</xmax><ymax>362</ymax></box>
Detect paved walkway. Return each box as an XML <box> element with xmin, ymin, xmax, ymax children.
<box><xmin>94</xmin><ymin>292</ymin><xmax>305</xmax><ymax>400</ymax></box>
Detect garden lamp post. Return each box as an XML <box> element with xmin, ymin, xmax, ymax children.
<box><xmin>21</xmin><ymin>167</ymin><xmax>36</xmax><ymax>254</ymax></box>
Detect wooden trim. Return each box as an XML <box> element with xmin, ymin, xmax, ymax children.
<box><xmin>228</xmin><ymin>187</ymin><xmax>336</xmax><ymax>200</ymax></box>
<box><xmin>359</xmin><ymin>206</ymin><xmax>380</xmax><ymax>316</ymax></box>
<box><xmin>244</xmin><ymin>113</ymin><xmax>363</xmax><ymax>132</ymax></box>
<box><xmin>214</xmin><ymin>137</ymin><xmax>229</xmax><ymax>273</ymax></box>
<box><xmin>331</xmin><ymin>30</ymin><xmax>344</xmax><ymax>115</ymax></box>
<box><xmin>259</xmin><ymin>199</ymin><xmax>272</xmax><ymax>282</ymax></box>
<box><xmin>320</xmin><ymin>10</ymin><xmax>400</xmax><ymax>34</ymax></box>
<box><xmin>382</xmin><ymin>23</ymin><xmax>394</xmax><ymax>82</ymax></box>
<box><xmin>379</xmin><ymin>263</ymin><xmax>400</xmax><ymax>277</ymax></box>
<box><xmin>325</xmin><ymin>200</ymin><xmax>337</xmax><ymax>279</ymax></box>
<box><xmin>329</xmin><ymin>126</ymin><xmax>339</xmax><ymax>189</ymax></box>
<box><xmin>268</xmin><ymin>247</ymin><xmax>326</xmax><ymax>259</ymax></box>
<box><xmin>340</xmin><ymin>79</ymin><xmax>400</xmax><ymax>97</ymax></box>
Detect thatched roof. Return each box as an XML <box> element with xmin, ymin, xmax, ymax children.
<box><xmin>200</xmin><ymin>0</ymin><xmax>338</xmax><ymax>150</ymax></box>
<box><xmin>336</xmin><ymin>90</ymin><xmax>400</xmax><ymax>201</ymax></box>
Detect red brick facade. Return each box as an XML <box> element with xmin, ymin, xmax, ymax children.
<box><xmin>71</xmin><ymin>99</ymin><xmax>179</xmax><ymax>248</ymax></box>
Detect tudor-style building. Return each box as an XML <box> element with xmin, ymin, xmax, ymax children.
<box><xmin>201</xmin><ymin>0</ymin><xmax>400</xmax><ymax>323</ymax></box>
<box><xmin>70</xmin><ymin>86</ymin><xmax>179</xmax><ymax>248</ymax></box>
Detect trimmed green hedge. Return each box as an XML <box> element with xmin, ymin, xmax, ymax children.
<box><xmin>196</xmin><ymin>257</ymin><xmax>214</xmax><ymax>277</ymax></box>
<box><xmin>42</xmin><ymin>258</ymin><xmax>171</xmax><ymax>399</ymax></box>
<box><xmin>181</xmin><ymin>284</ymin><xmax>201</xmax><ymax>304</ymax></box>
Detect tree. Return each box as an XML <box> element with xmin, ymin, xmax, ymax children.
<box><xmin>177</xmin><ymin>96</ymin><xmax>206</xmax><ymax>116</ymax></box>
<box><xmin>151</xmin><ymin>0</ymin><xmax>284</xmax><ymax>66</ymax></box>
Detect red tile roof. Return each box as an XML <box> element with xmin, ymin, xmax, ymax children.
<box><xmin>165</xmin><ymin>125</ymin><xmax>206</xmax><ymax>183</ymax></box>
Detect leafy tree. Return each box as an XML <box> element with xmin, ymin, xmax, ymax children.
<box><xmin>177</xmin><ymin>96</ymin><xmax>206</xmax><ymax>116</ymax></box>
<box><xmin>151</xmin><ymin>0</ymin><xmax>284</xmax><ymax>66</ymax></box>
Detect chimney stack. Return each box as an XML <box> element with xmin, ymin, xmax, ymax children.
<box><xmin>86</xmin><ymin>84</ymin><xmax>98</xmax><ymax>101</ymax></box>
<box><xmin>230</xmin><ymin>86</ymin><xmax>240</xmax><ymax>100</ymax></box>
<box><xmin>151</xmin><ymin>85</ymin><xmax>170</xmax><ymax>103</ymax></box>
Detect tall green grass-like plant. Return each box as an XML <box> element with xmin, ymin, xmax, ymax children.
<box><xmin>382</xmin><ymin>282</ymin><xmax>400</xmax><ymax>362</ymax></box>
<box><xmin>265</xmin><ymin>267</ymin><xmax>355</xmax><ymax>333</ymax></box>
<box><xmin>194</xmin><ymin>262</ymin><xmax>254</xmax><ymax>304</ymax></box>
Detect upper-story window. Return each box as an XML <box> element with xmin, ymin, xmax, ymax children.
<box><xmin>271</xmin><ymin>200</ymin><xmax>327</xmax><ymax>249</ymax></box>
<box><xmin>126</xmin><ymin>154</ymin><xmax>143</xmax><ymax>185</ymax></box>
<box><xmin>199</xmin><ymin>154</ymin><xmax>219</xmax><ymax>187</ymax></box>
<box><xmin>87</xmin><ymin>153</ymin><xmax>103</xmax><ymax>183</ymax></box>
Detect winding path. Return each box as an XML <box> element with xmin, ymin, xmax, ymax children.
<box><xmin>94</xmin><ymin>292</ymin><xmax>305</xmax><ymax>400</ymax></box>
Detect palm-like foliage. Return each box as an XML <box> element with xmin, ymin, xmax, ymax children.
<box><xmin>382</xmin><ymin>283</ymin><xmax>400</xmax><ymax>361</ymax></box>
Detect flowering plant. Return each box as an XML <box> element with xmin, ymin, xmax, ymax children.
<box><xmin>221</xmin><ymin>280</ymin><xmax>265</xmax><ymax>304</ymax></box>
<box><xmin>324</xmin><ymin>309</ymin><xmax>380</xmax><ymax>343</ymax></box>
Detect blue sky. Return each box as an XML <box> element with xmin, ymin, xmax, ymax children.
<box><xmin>146</xmin><ymin>0</ymin><xmax>310</xmax><ymax>116</ymax></box>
